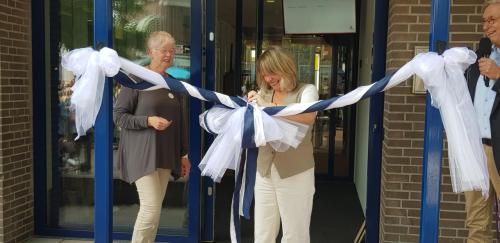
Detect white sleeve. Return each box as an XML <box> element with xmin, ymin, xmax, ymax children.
<box><xmin>300</xmin><ymin>84</ymin><xmax>319</xmax><ymax>103</ymax></box>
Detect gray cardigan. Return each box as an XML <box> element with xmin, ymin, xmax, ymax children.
<box><xmin>113</xmin><ymin>86</ymin><xmax>188</xmax><ymax>183</ymax></box>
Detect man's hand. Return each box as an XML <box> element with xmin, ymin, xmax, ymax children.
<box><xmin>479</xmin><ymin>57</ymin><xmax>500</xmax><ymax>80</ymax></box>
<box><xmin>181</xmin><ymin>156</ymin><xmax>191</xmax><ymax>177</ymax></box>
<box><xmin>147</xmin><ymin>116</ymin><xmax>172</xmax><ymax>131</ymax></box>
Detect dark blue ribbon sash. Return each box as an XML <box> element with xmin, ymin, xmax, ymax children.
<box><xmin>113</xmin><ymin>69</ymin><xmax>396</xmax><ymax>242</ymax></box>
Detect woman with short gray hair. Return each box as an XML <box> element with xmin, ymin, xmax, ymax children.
<box><xmin>114</xmin><ymin>31</ymin><xmax>190</xmax><ymax>242</ymax></box>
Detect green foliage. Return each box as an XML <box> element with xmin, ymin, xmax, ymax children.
<box><xmin>58</xmin><ymin>0</ymin><xmax>158</xmax><ymax>61</ymax></box>
<box><xmin>112</xmin><ymin>0</ymin><xmax>157</xmax><ymax>60</ymax></box>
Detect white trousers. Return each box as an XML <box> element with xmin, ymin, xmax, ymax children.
<box><xmin>254</xmin><ymin>165</ymin><xmax>315</xmax><ymax>243</ymax></box>
<box><xmin>131</xmin><ymin>168</ymin><xmax>171</xmax><ymax>243</ymax></box>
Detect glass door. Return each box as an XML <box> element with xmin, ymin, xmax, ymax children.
<box><xmin>34</xmin><ymin>0</ymin><xmax>202</xmax><ymax>241</ymax></box>
<box><xmin>329</xmin><ymin>41</ymin><xmax>355</xmax><ymax>179</ymax></box>
<box><xmin>111</xmin><ymin>0</ymin><xmax>194</xmax><ymax>239</ymax></box>
<box><xmin>315</xmin><ymin>38</ymin><xmax>357</xmax><ymax>179</ymax></box>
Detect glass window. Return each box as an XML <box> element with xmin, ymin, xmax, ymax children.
<box><xmin>46</xmin><ymin>0</ymin><xmax>94</xmax><ymax>229</ymax></box>
<box><xmin>241</xmin><ymin>0</ymin><xmax>257</xmax><ymax>94</ymax></box>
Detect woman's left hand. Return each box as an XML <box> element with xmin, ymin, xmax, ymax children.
<box><xmin>181</xmin><ymin>156</ymin><xmax>191</xmax><ymax>177</ymax></box>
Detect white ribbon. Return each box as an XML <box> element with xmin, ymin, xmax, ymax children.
<box><xmin>61</xmin><ymin>46</ymin><xmax>489</xmax><ymax>197</ymax></box>
<box><xmin>253</xmin><ymin>106</ymin><xmax>266</xmax><ymax>147</ymax></box>
<box><xmin>61</xmin><ymin>47</ymin><xmax>120</xmax><ymax>139</ymax></box>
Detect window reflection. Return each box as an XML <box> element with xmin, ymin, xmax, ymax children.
<box><xmin>46</xmin><ymin>0</ymin><xmax>95</xmax><ymax>229</ymax></box>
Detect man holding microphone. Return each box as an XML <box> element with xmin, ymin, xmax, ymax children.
<box><xmin>464</xmin><ymin>1</ymin><xmax>500</xmax><ymax>242</ymax></box>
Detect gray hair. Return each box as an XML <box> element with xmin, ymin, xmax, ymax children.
<box><xmin>146</xmin><ymin>31</ymin><xmax>175</xmax><ymax>50</ymax></box>
<box><xmin>485</xmin><ymin>0</ymin><xmax>500</xmax><ymax>6</ymax></box>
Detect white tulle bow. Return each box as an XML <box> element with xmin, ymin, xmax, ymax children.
<box><xmin>61</xmin><ymin>47</ymin><xmax>120</xmax><ymax>139</ymax></box>
<box><xmin>198</xmin><ymin>105</ymin><xmax>309</xmax><ymax>182</ymax></box>
<box><xmin>410</xmin><ymin>47</ymin><xmax>489</xmax><ymax>197</ymax></box>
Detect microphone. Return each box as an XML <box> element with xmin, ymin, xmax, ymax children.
<box><xmin>478</xmin><ymin>37</ymin><xmax>492</xmax><ymax>87</ymax></box>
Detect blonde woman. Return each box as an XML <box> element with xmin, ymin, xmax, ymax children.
<box><xmin>113</xmin><ymin>31</ymin><xmax>190</xmax><ymax>242</ymax></box>
<box><xmin>247</xmin><ymin>46</ymin><xmax>318</xmax><ymax>243</ymax></box>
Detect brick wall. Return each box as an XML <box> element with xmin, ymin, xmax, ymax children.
<box><xmin>0</xmin><ymin>0</ymin><xmax>33</xmax><ymax>242</ymax></box>
<box><xmin>381</xmin><ymin>0</ymin><xmax>485</xmax><ymax>242</ymax></box>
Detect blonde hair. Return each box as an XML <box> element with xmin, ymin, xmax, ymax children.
<box><xmin>256</xmin><ymin>46</ymin><xmax>298</xmax><ymax>91</ymax></box>
<box><xmin>146</xmin><ymin>31</ymin><xmax>175</xmax><ymax>50</ymax></box>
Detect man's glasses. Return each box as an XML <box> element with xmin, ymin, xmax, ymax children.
<box><xmin>482</xmin><ymin>16</ymin><xmax>500</xmax><ymax>26</ymax></box>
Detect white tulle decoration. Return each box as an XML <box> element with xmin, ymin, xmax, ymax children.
<box><xmin>61</xmin><ymin>47</ymin><xmax>120</xmax><ymax>139</ymax></box>
<box><xmin>198</xmin><ymin>105</ymin><xmax>309</xmax><ymax>182</ymax></box>
<box><xmin>410</xmin><ymin>48</ymin><xmax>489</xmax><ymax>197</ymax></box>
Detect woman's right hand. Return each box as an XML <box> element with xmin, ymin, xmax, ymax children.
<box><xmin>247</xmin><ymin>90</ymin><xmax>264</xmax><ymax>106</ymax></box>
<box><xmin>147</xmin><ymin>116</ymin><xmax>172</xmax><ymax>131</ymax></box>
<box><xmin>248</xmin><ymin>90</ymin><xmax>274</xmax><ymax>107</ymax></box>
<box><xmin>247</xmin><ymin>90</ymin><xmax>258</xmax><ymax>100</ymax></box>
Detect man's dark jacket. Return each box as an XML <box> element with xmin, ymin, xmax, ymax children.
<box><xmin>466</xmin><ymin>48</ymin><xmax>500</xmax><ymax>172</ymax></box>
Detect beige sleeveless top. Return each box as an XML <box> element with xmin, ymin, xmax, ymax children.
<box><xmin>256</xmin><ymin>83</ymin><xmax>316</xmax><ymax>178</ymax></box>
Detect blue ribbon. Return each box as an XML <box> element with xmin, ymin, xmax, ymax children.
<box><xmin>241</xmin><ymin>105</ymin><xmax>258</xmax><ymax>219</ymax></box>
<box><xmin>232</xmin><ymin>152</ymin><xmax>245</xmax><ymax>243</ymax></box>
<box><xmin>115</xmin><ymin>69</ymin><xmax>396</xmax><ymax>116</ymax></box>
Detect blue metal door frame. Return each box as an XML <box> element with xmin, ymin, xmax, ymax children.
<box><xmin>186</xmin><ymin>0</ymin><xmax>203</xmax><ymax>241</ymax></box>
<box><xmin>202</xmin><ymin>0</ymin><xmax>216</xmax><ymax>240</ymax></box>
<box><xmin>419</xmin><ymin>0</ymin><xmax>449</xmax><ymax>242</ymax></box>
<box><xmin>32</xmin><ymin>0</ymin><xmax>47</xmax><ymax>235</ymax></box>
<box><xmin>93</xmin><ymin>0</ymin><xmax>114</xmax><ymax>241</ymax></box>
<box><xmin>365</xmin><ymin>0</ymin><xmax>389</xmax><ymax>242</ymax></box>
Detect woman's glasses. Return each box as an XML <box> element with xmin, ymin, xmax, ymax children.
<box><xmin>154</xmin><ymin>48</ymin><xmax>175</xmax><ymax>55</ymax></box>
